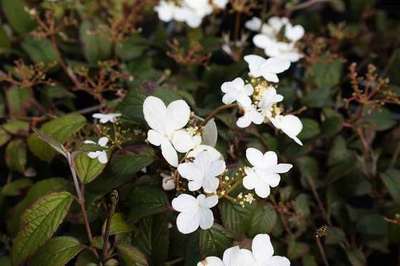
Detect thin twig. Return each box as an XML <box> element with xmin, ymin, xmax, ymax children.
<box><xmin>316</xmin><ymin>236</ymin><xmax>330</xmax><ymax>266</ymax></box>
<box><xmin>203</xmin><ymin>104</ymin><xmax>238</xmax><ymax>125</ymax></box>
<box><xmin>305</xmin><ymin>174</ymin><xmax>331</xmax><ymax>225</ymax></box>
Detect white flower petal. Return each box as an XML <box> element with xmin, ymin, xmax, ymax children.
<box><xmin>265</xmin><ymin>256</ymin><xmax>291</xmax><ymax>266</ymax></box>
<box><xmin>246</xmin><ymin>148</ymin><xmax>264</xmax><ymax>167</ymax></box>
<box><xmin>198</xmin><ymin>208</ymin><xmax>214</xmax><ymax>230</ymax></box>
<box><xmin>161</xmin><ymin>139</ymin><xmax>179</xmax><ymax>167</ymax></box>
<box><xmin>254</xmin><ymin>182</ymin><xmax>271</xmax><ymax>198</ymax></box>
<box><xmin>143</xmin><ymin>96</ymin><xmax>167</xmax><ymax>133</ymax></box>
<box><xmin>275</xmin><ymin>163</ymin><xmax>293</xmax><ymax>173</ymax></box>
<box><xmin>262</xmin><ymin>151</ymin><xmax>278</xmax><ymax>168</ymax></box>
<box><xmin>97</xmin><ymin>151</ymin><xmax>108</xmax><ymax>164</ymax></box>
<box><xmin>252</xmin><ymin>234</ymin><xmax>274</xmax><ymax>263</ymax></box>
<box><xmin>285</xmin><ymin>24</ymin><xmax>305</xmax><ymax>42</ymax></box>
<box><xmin>197</xmin><ymin>256</ymin><xmax>224</xmax><ymax>266</ymax></box>
<box><xmin>167</xmin><ymin>100</ymin><xmax>191</xmax><ymax>131</ymax></box>
<box><xmin>243</xmin><ymin>168</ymin><xmax>258</xmax><ymax>190</ymax></box>
<box><xmin>172</xmin><ymin>130</ymin><xmax>196</xmax><ymax>153</ymax></box>
<box><xmin>202</xmin><ymin>119</ymin><xmax>218</xmax><ymax>147</ymax></box>
<box><xmin>98</xmin><ymin>137</ymin><xmax>109</xmax><ymax>147</ymax></box>
<box><xmin>172</xmin><ymin>194</ymin><xmax>197</xmax><ymax>212</ymax></box>
<box><xmin>147</xmin><ymin>129</ymin><xmax>164</xmax><ymax>146</ymax></box>
<box><xmin>209</xmin><ymin>160</ymin><xmax>226</xmax><ymax>176</ymax></box>
<box><xmin>176</xmin><ymin>211</ymin><xmax>200</xmax><ymax>234</ymax></box>
<box><xmin>245</xmin><ymin>17</ymin><xmax>262</xmax><ymax>31</ymax></box>
<box><xmin>87</xmin><ymin>151</ymin><xmax>100</xmax><ymax>159</ymax></box>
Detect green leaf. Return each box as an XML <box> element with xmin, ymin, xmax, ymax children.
<box><xmin>128</xmin><ymin>185</ymin><xmax>169</xmax><ymax>222</ymax></box>
<box><xmin>21</xmin><ymin>36</ymin><xmax>58</xmax><ymax>65</ymax></box>
<box><xmin>2</xmin><ymin>119</ymin><xmax>29</xmax><ymax>134</ymax></box>
<box><xmin>248</xmin><ymin>203</ymin><xmax>277</xmax><ymax>236</ymax></box>
<box><xmin>1</xmin><ymin>178</ymin><xmax>32</xmax><ymax>196</ymax></box>
<box><xmin>356</xmin><ymin>214</ymin><xmax>387</xmax><ymax>237</ymax></box>
<box><xmin>298</xmin><ymin>118</ymin><xmax>320</xmax><ymax>140</ymax></box>
<box><xmin>88</xmin><ymin>149</ymin><xmax>154</xmax><ymax>195</ymax></box>
<box><xmin>199</xmin><ymin>224</ymin><xmax>233</xmax><ymax>257</ymax></box>
<box><xmin>0</xmin><ymin>127</ymin><xmax>10</xmax><ymax>146</ymax></box>
<box><xmin>75</xmin><ymin>250</ymin><xmax>97</xmax><ymax>266</ymax></box>
<box><xmin>110</xmin><ymin>213</ymin><xmax>135</xmax><ymax>235</ymax></box>
<box><xmin>381</xmin><ymin>169</ymin><xmax>400</xmax><ymax>204</ymax></box>
<box><xmin>0</xmin><ymin>26</ymin><xmax>11</xmax><ymax>53</ymax></box>
<box><xmin>326</xmin><ymin>226</ymin><xmax>346</xmax><ymax>245</ymax></box>
<box><xmin>80</xmin><ymin>20</ymin><xmax>112</xmax><ymax>64</ymax></box>
<box><xmin>5</xmin><ymin>139</ymin><xmax>27</xmax><ymax>173</ymax></box>
<box><xmin>308</xmin><ymin>55</ymin><xmax>343</xmax><ymax>89</ymax></box>
<box><xmin>346</xmin><ymin>248</ymin><xmax>367</xmax><ymax>266</ymax></box>
<box><xmin>11</xmin><ymin>191</ymin><xmax>74</xmax><ymax>265</ymax></box>
<box><xmin>117</xmin><ymin>88</ymin><xmax>146</xmax><ymax>124</ymax></box>
<box><xmin>30</xmin><ymin>236</ymin><xmax>83</xmax><ymax>266</ymax></box>
<box><xmin>364</xmin><ymin>107</ymin><xmax>396</xmax><ymax>131</ymax></box>
<box><xmin>1</xmin><ymin>0</ymin><xmax>36</xmax><ymax>34</ymax></box>
<box><xmin>27</xmin><ymin>113</ymin><xmax>86</xmax><ymax>161</ymax></box>
<box><xmin>219</xmin><ymin>200</ymin><xmax>254</xmax><ymax>236</ymax></box>
<box><xmin>5</xmin><ymin>87</ymin><xmax>32</xmax><ymax>117</ymax></box>
<box><xmin>288</xmin><ymin>240</ymin><xmax>309</xmax><ymax>260</ymax></box>
<box><xmin>115</xmin><ymin>33</ymin><xmax>148</xmax><ymax>61</ymax></box>
<box><xmin>74</xmin><ymin>151</ymin><xmax>106</xmax><ymax>184</ymax></box>
<box><xmin>117</xmin><ymin>243</ymin><xmax>149</xmax><ymax>266</ymax></box>
<box><xmin>8</xmin><ymin>178</ymin><xmax>70</xmax><ymax>234</ymax></box>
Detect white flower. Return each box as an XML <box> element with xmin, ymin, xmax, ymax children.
<box><xmin>251</xmin><ymin>234</ymin><xmax>290</xmax><ymax>266</ymax></box>
<box><xmin>198</xmin><ymin>234</ymin><xmax>290</xmax><ymax>266</ymax></box>
<box><xmin>161</xmin><ymin>173</ymin><xmax>176</xmax><ymax>191</ymax></box>
<box><xmin>251</xmin><ymin>17</ymin><xmax>304</xmax><ymax>62</ymax></box>
<box><xmin>143</xmin><ymin>96</ymin><xmax>200</xmax><ymax>167</ymax></box>
<box><xmin>244</xmin><ymin>55</ymin><xmax>290</xmax><ymax>83</ymax></box>
<box><xmin>221</xmin><ymin>77</ymin><xmax>254</xmax><ymax>107</ymax></box>
<box><xmin>178</xmin><ymin>150</ymin><xmax>226</xmax><ymax>193</ymax></box>
<box><xmin>187</xmin><ymin>145</ymin><xmax>222</xmax><ymax>160</ymax></box>
<box><xmin>243</xmin><ymin>148</ymin><xmax>292</xmax><ymax>198</ymax></box>
<box><xmin>245</xmin><ymin>17</ymin><xmax>262</xmax><ymax>31</ymax></box>
<box><xmin>172</xmin><ymin>194</ymin><xmax>218</xmax><ymax>234</ymax></box>
<box><xmin>92</xmin><ymin>113</ymin><xmax>121</xmax><ymax>124</ymax></box>
<box><xmin>270</xmin><ymin>114</ymin><xmax>303</xmax><ymax>145</ymax></box>
<box><xmin>253</xmin><ymin>35</ymin><xmax>303</xmax><ymax>62</ymax></box>
<box><xmin>198</xmin><ymin>246</ymin><xmax>255</xmax><ymax>266</ymax></box>
<box><xmin>84</xmin><ymin>137</ymin><xmax>109</xmax><ymax>164</ymax></box>
<box><xmin>236</xmin><ymin>104</ymin><xmax>264</xmax><ymax>128</ymax></box>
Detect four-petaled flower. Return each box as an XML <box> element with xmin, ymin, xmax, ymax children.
<box><xmin>92</xmin><ymin>113</ymin><xmax>121</xmax><ymax>124</ymax></box>
<box><xmin>172</xmin><ymin>194</ymin><xmax>218</xmax><ymax>234</ymax></box>
<box><xmin>178</xmin><ymin>150</ymin><xmax>226</xmax><ymax>193</ymax></box>
<box><xmin>243</xmin><ymin>148</ymin><xmax>292</xmax><ymax>198</ymax></box>
<box><xmin>84</xmin><ymin>137</ymin><xmax>109</xmax><ymax>164</ymax></box>
<box><xmin>244</xmin><ymin>55</ymin><xmax>290</xmax><ymax>83</ymax></box>
<box><xmin>221</xmin><ymin>77</ymin><xmax>254</xmax><ymax>107</ymax></box>
<box><xmin>143</xmin><ymin>96</ymin><xmax>201</xmax><ymax>167</ymax></box>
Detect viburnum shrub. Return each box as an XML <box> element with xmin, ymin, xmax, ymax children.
<box><xmin>0</xmin><ymin>1</ymin><xmax>400</xmax><ymax>266</ymax></box>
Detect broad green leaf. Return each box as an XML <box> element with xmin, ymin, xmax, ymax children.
<box><xmin>5</xmin><ymin>139</ymin><xmax>27</xmax><ymax>173</ymax></box>
<box><xmin>133</xmin><ymin>214</ymin><xmax>169</xmax><ymax>265</ymax></box>
<box><xmin>356</xmin><ymin>214</ymin><xmax>387</xmax><ymax>237</ymax></box>
<box><xmin>75</xmin><ymin>250</ymin><xmax>97</xmax><ymax>266</ymax></box>
<box><xmin>1</xmin><ymin>178</ymin><xmax>32</xmax><ymax>196</ymax></box>
<box><xmin>199</xmin><ymin>224</ymin><xmax>233</xmax><ymax>257</ymax></box>
<box><xmin>308</xmin><ymin>55</ymin><xmax>343</xmax><ymax>89</ymax></box>
<box><xmin>293</xmin><ymin>194</ymin><xmax>311</xmax><ymax>218</ymax></box>
<box><xmin>346</xmin><ymin>248</ymin><xmax>367</xmax><ymax>266</ymax></box>
<box><xmin>117</xmin><ymin>88</ymin><xmax>146</xmax><ymax>124</ymax></box>
<box><xmin>326</xmin><ymin>226</ymin><xmax>347</xmax><ymax>245</ymax></box>
<box><xmin>117</xmin><ymin>243</ymin><xmax>148</xmax><ymax>266</ymax></box>
<box><xmin>328</xmin><ymin>136</ymin><xmax>351</xmax><ymax>166</ymax></box>
<box><xmin>2</xmin><ymin>120</ymin><xmax>29</xmax><ymax>134</ymax></box>
<box><xmin>30</xmin><ymin>236</ymin><xmax>83</xmax><ymax>266</ymax></box>
<box><xmin>80</xmin><ymin>20</ymin><xmax>112</xmax><ymax>64</ymax></box>
<box><xmin>364</xmin><ymin>107</ymin><xmax>396</xmax><ymax>131</ymax></box>
<box><xmin>27</xmin><ymin>113</ymin><xmax>86</xmax><ymax>161</ymax></box>
<box><xmin>128</xmin><ymin>185</ymin><xmax>169</xmax><ymax>222</ymax></box>
<box><xmin>1</xmin><ymin>0</ymin><xmax>36</xmax><ymax>34</ymax></box>
<box><xmin>8</xmin><ymin>178</ymin><xmax>70</xmax><ymax>234</ymax></box>
<box><xmin>11</xmin><ymin>191</ymin><xmax>74</xmax><ymax>265</ymax></box>
<box><xmin>5</xmin><ymin>87</ymin><xmax>32</xmax><ymax>117</ymax></box>
<box><xmin>0</xmin><ymin>127</ymin><xmax>10</xmax><ymax>146</ymax></box>
<box><xmin>381</xmin><ymin>169</ymin><xmax>400</xmax><ymax>204</ymax></box>
<box><xmin>298</xmin><ymin>118</ymin><xmax>320</xmax><ymax>140</ymax></box>
<box><xmin>288</xmin><ymin>240</ymin><xmax>309</xmax><ymax>260</ymax></box>
<box><xmin>110</xmin><ymin>213</ymin><xmax>135</xmax><ymax>235</ymax></box>
<box><xmin>88</xmin><ymin>149</ymin><xmax>154</xmax><ymax>195</ymax></box>
<box><xmin>248</xmin><ymin>203</ymin><xmax>277</xmax><ymax>236</ymax></box>
<box><xmin>74</xmin><ymin>151</ymin><xmax>106</xmax><ymax>184</ymax></box>
<box><xmin>115</xmin><ymin>33</ymin><xmax>148</xmax><ymax>61</ymax></box>
<box><xmin>0</xmin><ymin>26</ymin><xmax>11</xmax><ymax>53</ymax></box>
<box><xmin>219</xmin><ymin>200</ymin><xmax>254</xmax><ymax>236</ymax></box>
<box><xmin>21</xmin><ymin>36</ymin><xmax>58</xmax><ymax>65</ymax></box>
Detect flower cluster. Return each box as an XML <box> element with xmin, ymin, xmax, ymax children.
<box><xmin>246</xmin><ymin>16</ymin><xmax>305</xmax><ymax>62</ymax></box>
<box><xmin>198</xmin><ymin>234</ymin><xmax>290</xmax><ymax>266</ymax></box>
<box><xmin>155</xmin><ymin>0</ymin><xmax>228</xmax><ymax>28</ymax></box>
<box><xmin>221</xmin><ymin>54</ymin><xmax>303</xmax><ymax>145</ymax></box>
